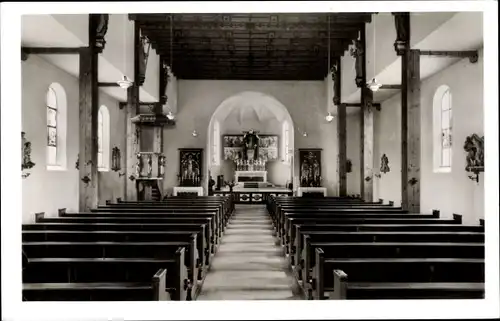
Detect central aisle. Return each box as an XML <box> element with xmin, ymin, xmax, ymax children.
<box><xmin>197</xmin><ymin>204</ymin><xmax>300</xmax><ymax>300</ymax></box>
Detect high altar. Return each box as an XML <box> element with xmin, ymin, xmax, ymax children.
<box><xmin>216</xmin><ymin>130</ymin><xmax>292</xmax><ymax>203</ymax></box>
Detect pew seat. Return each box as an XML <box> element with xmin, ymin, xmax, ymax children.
<box><xmin>23</xmin><ymin>276</ymin><xmax>171</xmax><ymax>301</ymax></box>
<box><xmin>329</xmin><ymin>271</ymin><xmax>484</xmax><ymax>299</ymax></box>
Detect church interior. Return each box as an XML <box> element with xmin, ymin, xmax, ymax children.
<box><xmin>13</xmin><ymin>8</ymin><xmax>494</xmax><ymax>307</ymax></box>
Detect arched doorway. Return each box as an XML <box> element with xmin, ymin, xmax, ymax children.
<box><xmin>206</xmin><ymin>91</ymin><xmax>295</xmax><ymax>191</ymax></box>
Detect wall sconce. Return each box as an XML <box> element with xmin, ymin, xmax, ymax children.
<box><xmin>192</xmin><ymin>130</ymin><xmax>198</xmax><ymax>137</ymax></box>
<box><xmin>325</xmin><ymin>112</ymin><xmax>334</xmax><ymax>122</ymax></box>
<box><xmin>21</xmin><ymin>132</ymin><xmax>35</xmax><ymax>179</ymax></box>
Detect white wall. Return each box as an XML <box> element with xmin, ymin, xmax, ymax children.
<box><xmin>372</xmin><ymin>51</ymin><xmax>484</xmax><ymax>223</ymax></box>
<box><xmin>97</xmin><ymin>94</ymin><xmax>127</xmax><ymax>205</ymax></box>
<box><xmin>346</xmin><ymin>113</ymin><xmax>361</xmax><ymax>196</ymax></box>
<box><xmin>22</xmin><ymin>55</ymin><xmax>124</xmax><ymax>222</ymax></box>
<box><xmin>373</xmin><ymin>94</ymin><xmax>402</xmax><ymax>205</ymax></box>
<box><xmin>162</xmin><ymin>80</ymin><xmax>338</xmax><ymax>195</ymax></box>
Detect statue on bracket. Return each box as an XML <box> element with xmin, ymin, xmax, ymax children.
<box><xmin>393</xmin><ymin>13</ymin><xmax>410</xmax><ymax>55</ymax></box>
<box><xmin>463</xmin><ymin>133</ymin><xmax>484</xmax><ymax>182</ymax></box>
<box><xmin>349</xmin><ymin>33</ymin><xmax>364</xmax><ymax>88</ymax></box>
<box><xmin>242</xmin><ymin>129</ymin><xmax>260</xmax><ymax>161</ymax></box>
<box><xmin>380</xmin><ymin>153</ymin><xmax>390</xmax><ymax>174</ymax></box>
<box><xmin>21</xmin><ymin>132</ymin><xmax>35</xmax><ymax>179</ymax></box>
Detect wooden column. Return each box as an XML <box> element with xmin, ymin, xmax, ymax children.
<box><xmin>125</xmin><ymin>86</ymin><xmax>140</xmax><ymax>200</ymax></box>
<box><xmin>125</xmin><ymin>21</ymin><xmax>141</xmax><ymax>200</ymax></box>
<box><xmin>401</xmin><ymin>49</ymin><xmax>421</xmax><ymax>212</ymax></box>
<box><xmin>334</xmin><ymin>58</ymin><xmax>347</xmax><ymax>197</ymax></box>
<box><xmin>78</xmin><ymin>16</ymin><xmax>99</xmax><ymax>211</ymax></box>
<box><xmin>362</xmin><ymin>88</ymin><xmax>374</xmax><ymax>202</ymax></box>
<box><xmin>358</xmin><ymin>24</ymin><xmax>374</xmax><ymax>201</ymax></box>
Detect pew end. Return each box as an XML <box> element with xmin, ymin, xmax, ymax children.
<box><xmin>388</xmin><ymin>201</ymin><xmax>394</xmax><ymax>206</ymax></box>
<box><xmin>453</xmin><ymin>214</ymin><xmax>463</xmax><ymax>224</ymax></box>
<box><xmin>152</xmin><ymin>268</ymin><xmax>171</xmax><ymax>301</ymax></box>
<box><xmin>175</xmin><ymin>247</ymin><xmax>190</xmax><ymax>301</ymax></box>
<box><xmin>432</xmin><ymin>209</ymin><xmax>440</xmax><ymax>218</ymax></box>
<box><xmin>58</xmin><ymin>208</ymin><xmax>66</xmax><ymax>216</ymax></box>
<box><xmin>378</xmin><ymin>199</ymin><xmax>383</xmax><ymax>204</ymax></box>
<box><xmin>330</xmin><ymin>269</ymin><xmax>348</xmax><ymax>300</ymax></box>
<box><xmin>35</xmin><ymin>212</ymin><xmax>45</xmax><ymax>222</ymax></box>
<box><xmin>314</xmin><ymin>247</ymin><xmax>325</xmax><ymax>300</ymax></box>
<box><xmin>479</xmin><ymin>219</ymin><xmax>484</xmax><ymax>226</ymax></box>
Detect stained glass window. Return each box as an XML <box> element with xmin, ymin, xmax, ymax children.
<box><xmin>440</xmin><ymin>88</ymin><xmax>452</xmax><ymax>168</ymax></box>
<box><xmin>46</xmin><ymin>87</ymin><xmax>57</xmax><ymax>165</ymax></box>
<box><xmin>98</xmin><ymin>109</ymin><xmax>104</xmax><ymax>168</ymax></box>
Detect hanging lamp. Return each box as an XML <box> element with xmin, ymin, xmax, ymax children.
<box><xmin>367</xmin><ymin>14</ymin><xmax>382</xmax><ymax>92</ymax></box>
<box><xmin>325</xmin><ymin>14</ymin><xmax>335</xmax><ymax>123</ymax></box>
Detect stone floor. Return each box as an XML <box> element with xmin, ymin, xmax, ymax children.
<box><xmin>197</xmin><ymin>204</ymin><xmax>301</xmax><ymax>300</ymax></box>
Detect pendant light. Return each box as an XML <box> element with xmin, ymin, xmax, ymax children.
<box><xmin>325</xmin><ymin>14</ymin><xmax>335</xmax><ymax>123</ymax></box>
<box><xmin>367</xmin><ymin>15</ymin><xmax>382</xmax><ymax>92</ymax></box>
<box><xmin>165</xmin><ymin>14</ymin><xmax>175</xmax><ymax>120</ymax></box>
<box><xmin>117</xmin><ymin>18</ymin><xmax>133</xmax><ymax>89</ymax></box>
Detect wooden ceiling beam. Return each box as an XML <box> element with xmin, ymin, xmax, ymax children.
<box><xmin>130</xmin><ymin>13</ymin><xmax>372</xmax><ymax>24</ymax></box>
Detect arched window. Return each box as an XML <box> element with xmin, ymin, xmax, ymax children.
<box><xmin>46</xmin><ymin>83</ymin><xmax>67</xmax><ymax>170</ymax></box>
<box><xmin>212</xmin><ymin>120</ymin><xmax>220</xmax><ymax>166</ymax></box>
<box><xmin>282</xmin><ymin>121</ymin><xmax>290</xmax><ymax>163</ymax></box>
<box><xmin>97</xmin><ymin>105</ymin><xmax>110</xmax><ymax>171</ymax></box>
<box><xmin>433</xmin><ymin>85</ymin><xmax>453</xmax><ymax>172</ymax></box>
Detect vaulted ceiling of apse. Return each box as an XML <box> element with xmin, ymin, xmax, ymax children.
<box><xmin>129</xmin><ymin>13</ymin><xmax>373</xmax><ymax>80</ymax></box>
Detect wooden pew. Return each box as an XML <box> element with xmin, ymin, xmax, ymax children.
<box><xmin>302</xmin><ymin>240</ymin><xmax>484</xmax><ymax>287</ymax></box>
<box><xmin>88</xmin><ymin>207</ymin><xmax>226</xmax><ymax>238</ymax></box>
<box><xmin>53</xmin><ymin>212</ymin><xmax>219</xmax><ymax>249</ymax></box>
<box><xmin>22</xmin><ymin>230</ymin><xmax>200</xmax><ymax>290</ymax></box>
<box><xmin>24</xmin><ymin>222</ymin><xmax>213</xmax><ymax>266</ymax></box>
<box><xmin>308</xmin><ymin>242</ymin><xmax>484</xmax><ymax>299</ymax></box>
<box><xmin>274</xmin><ymin>206</ymin><xmax>408</xmax><ymax>232</ymax></box>
<box><xmin>23</xmin><ymin>269</ymin><xmax>170</xmax><ymax>301</ymax></box>
<box><xmin>316</xmin><ymin>253</ymin><xmax>485</xmax><ymax>300</ymax></box>
<box><xmin>290</xmin><ymin>224</ymin><xmax>484</xmax><ymax>266</ymax></box>
<box><xmin>281</xmin><ymin>216</ymin><xmax>461</xmax><ymax>251</ymax></box>
<box><xmin>59</xmin><ymin>209</ymin><xmax>222</xmax><ymax>242</ymax></box>
<box><xmin>330</xmin><ymin>269</ymin><xmax>484</xmax><ymax>299</ymax></box>
<box><xmin>23</xmin><ymin>249</ymin><xmax>189</xmax><ymax>300</ymax></box>
<box><xmin>277</xmin><ymin>211</ymin><xmax>440</xmax><ymax>241</ymax></box>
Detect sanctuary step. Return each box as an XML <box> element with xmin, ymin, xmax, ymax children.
<box><xmin>197</xmin><ymin>205</ymin><xmax>300</xmax><ymax>300</ymax></box>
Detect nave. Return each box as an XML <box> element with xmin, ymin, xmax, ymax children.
<box><xmin>21</xmin><ymin>195</ymin><xmax>485</xmax><ymax>301</ymax></box>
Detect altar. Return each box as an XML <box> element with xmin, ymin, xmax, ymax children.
<box><xmin>235</xmin><ymin>170</ymin><xmax>267</xmax><ymax>184</ymax></box>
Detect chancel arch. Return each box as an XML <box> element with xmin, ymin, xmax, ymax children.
<box><xmin>206</xmin><ymin>91</ymin><xmax>295</xmax><ymax>190</ymax></box>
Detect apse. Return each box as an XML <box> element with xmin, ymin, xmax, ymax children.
<box><xmin>207</xmin><ymin>91</ymin><xmax>294</xmax><ymax>189</ymax></box>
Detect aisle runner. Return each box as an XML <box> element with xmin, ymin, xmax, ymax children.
<box><xmin>197</xmin><ymin>205</ymin><xmax>299</xmax><ymax>300</ymax></box>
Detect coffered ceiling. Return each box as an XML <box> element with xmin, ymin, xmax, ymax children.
<box><xmin>129</xmin><ymin>13</ymin><xmax>372</xmax><ymax>80</ymax></box>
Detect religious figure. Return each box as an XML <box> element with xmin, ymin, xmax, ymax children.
<box><xmin>208</xmin><ymin>172</ymin><xmax>216</xmax><ymax>196</ymax></box>
<box><xmin>300</xmin><ymin>160</ymin><xmax>310</xmax><ymax>186</ymax></box>
<box><xmin>135</xmin><ymin>153</ymin><xmax>143</xmax><ymax>177</ymax></box>
<box><xmin>313</xmin><ymin>160</ymin><xmax>321</xmax><ymax>186</ymax></box>
<box><xmin>350</xmin><ymin>37</ymin><xmax>364</xmax><ymax>88</ymax></box>
<box><xmin>393</xmin><ymin>13</ymin><xmax>409</xmax><ymax>55</ymax></box>
<box><xmin>21</xmin><ymin>132</ymin><xmax>35</xmax><ymax>171</ymax></box>
<box><xmin>380</xmin><ymin>154</ymin><xmax>390</xmax><ymax>174</ymax></box>
<box><xmin>242</xmin><ymin>129</ymin><xmax>260</xmax><ymax>161</ymax></box>
<box><xmin>464</xmin><ymin>134</ymin><xmax>484</xmax><ymax>171</ymax></box>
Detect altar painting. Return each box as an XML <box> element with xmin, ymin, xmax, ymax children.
<box><xmin>223</xmin><ymin>135</ymin><xmax>278</xmax><ymax>162</ymax></box>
